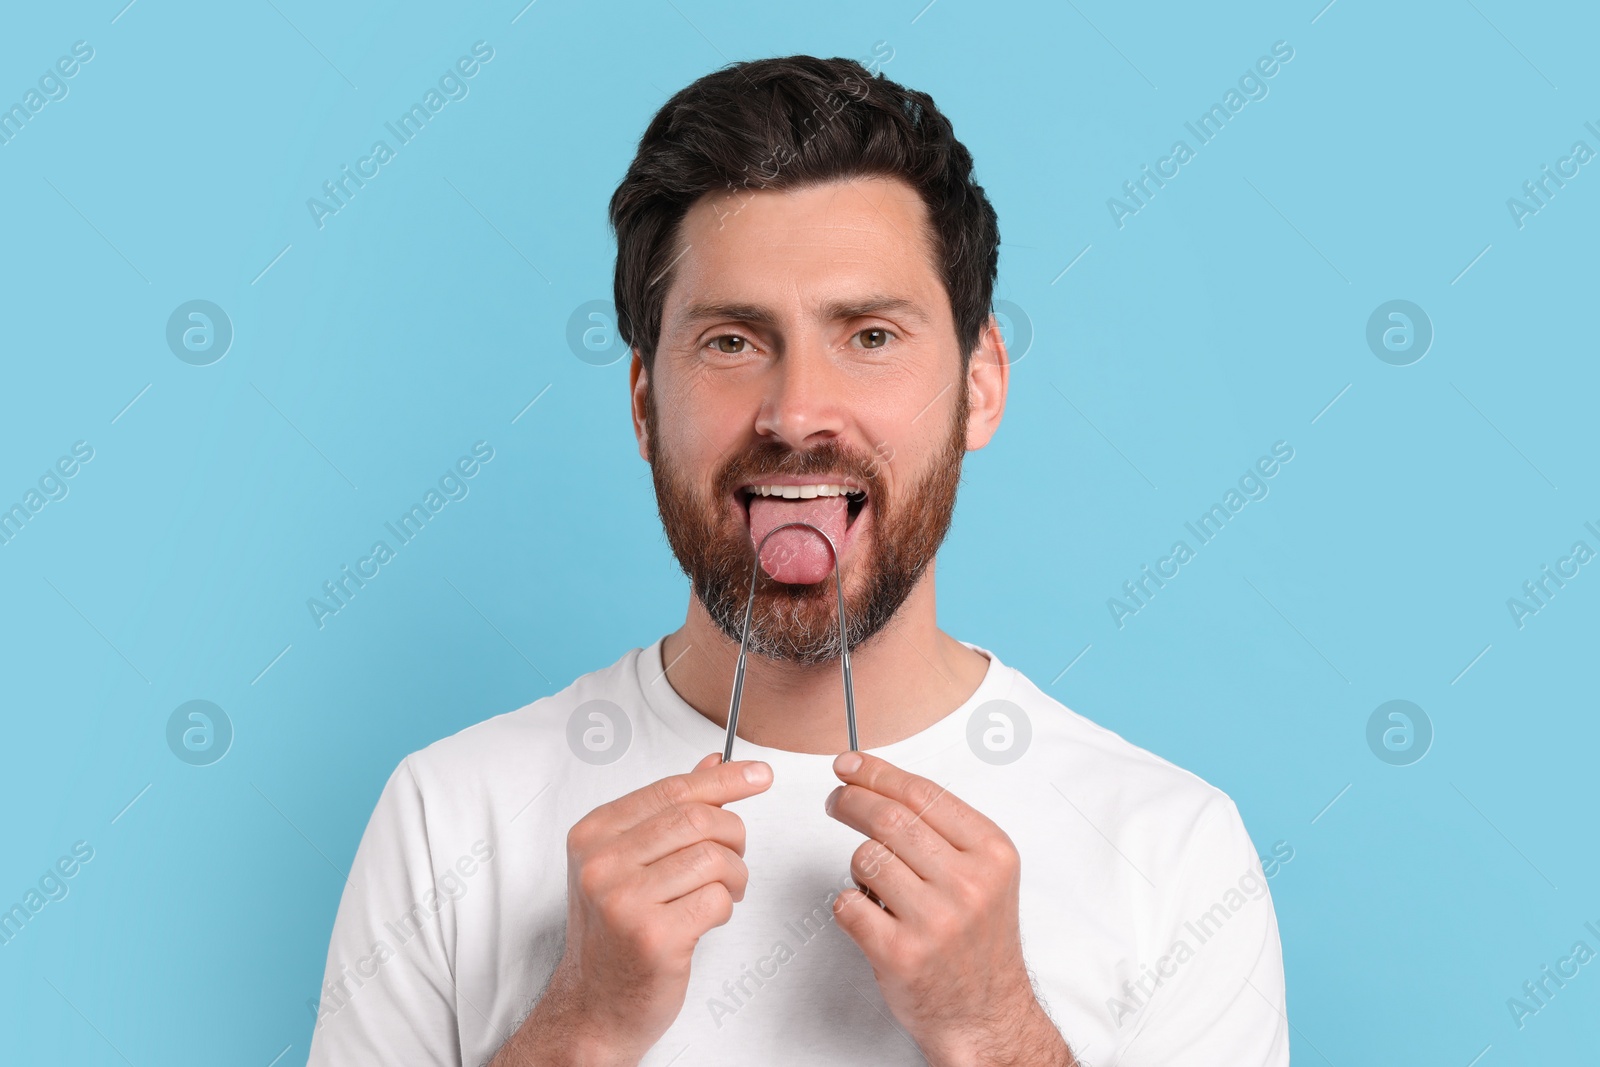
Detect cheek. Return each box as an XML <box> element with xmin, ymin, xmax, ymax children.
<box><xmin>665</xmin><ymin>371</ymin><xmax>757</xmax><ymax>451</ymax></box>
<box><xmin>654</xmin><ymin>407</ymin><xmax>731</xmax><ymax>497</ymax></box>
<box><xmin>879</xmin><ymin>365</ymin><xmax>960</xmax><ymax>434</ymax></box>
<box><xmin>666</xmin><ymin>405</ymin><xmax>731</xmax><ymax>468</ymax></box>
<box><xmin>861</xmin><ymin>404</ymin><xmax>946</xmax><ymax>478</ymax></box>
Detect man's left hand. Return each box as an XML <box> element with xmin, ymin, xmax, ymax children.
<box><xmin>824</xmin><ymin>750</ymin><xmax>1076</xmax><ymax>1067</ymax></box>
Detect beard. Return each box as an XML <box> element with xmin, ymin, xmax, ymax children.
<box><xmin>646</xmin><ymin>383</ymin><xmax>970</xmax><ymax>667</ymax></box>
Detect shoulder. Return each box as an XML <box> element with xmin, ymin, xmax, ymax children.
<box><xmin>398</xmin><ymin>644</ymin><xmax>647</xmax><ymax>797</ymax></box>
<box><xmin>994</xmin><ymin>657</ymin><xmax>1252</xmax><ymax>860</ymax></box>
<box><xmin>988</xmin><ymin>658</ymin><xmax>1270</xmax><ymax>937</ymax></box>
<box><xmin>1006</xmin><ymin>662</ymin><xmax>1229</xmax><ymax>805</ymax></box>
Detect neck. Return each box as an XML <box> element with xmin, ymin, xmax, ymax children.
<box><xmin>658</xmin><ymin>564</ymin><xmax>990</xmax><ymax>755</ymax></box>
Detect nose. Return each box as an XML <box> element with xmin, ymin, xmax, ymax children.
<box><xmin>751</xmin><ymin>339</ymin><xmax>847</xmax><ymax>449</ymax></box>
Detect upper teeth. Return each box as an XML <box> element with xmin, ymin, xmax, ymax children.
<box><xmin>748</xmin><ymin>484</ymin><xmax>860</xmax><ymax>500</ymax></box>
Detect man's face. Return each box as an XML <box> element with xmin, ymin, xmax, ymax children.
<box><xmin>635</xmin><ymin>176</ymin><xmax>990</xmax><ymax>666</ymax></box>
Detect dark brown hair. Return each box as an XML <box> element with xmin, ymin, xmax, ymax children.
<box><xmin>608</xmin><ymin>53</ymin><xmax>1000</xmax><ymax>370</ymax></box>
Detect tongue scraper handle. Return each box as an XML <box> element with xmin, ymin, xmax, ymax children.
<box><xmin>721</xmin><ymin>521</ymin><xmax>857</xmax><ymax>763</ymax></box>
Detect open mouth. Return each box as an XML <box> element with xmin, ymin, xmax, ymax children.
<box><xmin>738</xmin><ymin>482</ymin><xmax>867</xmax><ymax>523</ymax></box>
<box><xmin>736</xmin><ymin>481</ymin><xmax>870</xmax><ymax>584</ymax></box>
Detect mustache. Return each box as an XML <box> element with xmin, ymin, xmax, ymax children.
<box><xmin>715</xmin><ymin>439</ymin><xmax>883</xmax><ymax>500</ymax></box>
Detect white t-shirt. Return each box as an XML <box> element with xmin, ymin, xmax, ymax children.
<box><xmin>306</xmin><ymin>639</ymin><xmax>1290</xmax><ymax>1066</ymax></box>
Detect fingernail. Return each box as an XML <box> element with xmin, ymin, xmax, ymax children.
<box><xmin>834</xmin><ymin>751</ymin><xmax>862</xmax><ymax>775</ymax></box>
<box><xmin>744</xmin><ymin>761</ymin><xmax>771</xmax><ymax>785</ymax></box>
<box><xmin>825</xmin><ymin>785</ymin><xmax>841</xmax><ymax>814</ymax></box>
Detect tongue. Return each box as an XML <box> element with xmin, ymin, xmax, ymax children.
<box><xmin>748</xmin><ymin>494</ymin><xmax>848</xmax><ymax>584</ymax></box>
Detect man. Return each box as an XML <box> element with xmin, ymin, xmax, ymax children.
<box><xmin>307</xmin><ymin>55</ymin><xmax>1289</xmax><ymax>1066</ymax></box>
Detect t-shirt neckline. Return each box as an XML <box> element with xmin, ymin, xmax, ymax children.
<box><xmin>633</xmin><ymin>634</ymin><xmax>1013</xmax><ymax>768</ymax></box>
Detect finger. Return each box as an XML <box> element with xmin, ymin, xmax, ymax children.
<box><xmin>609</xmin><ymin>756</ymin><xmax>773</xmax><ymax>827</ymax></box>
<box><xmin>662</xmin><ymin>879</ymin><xmax>737</xmax><ymax>938</ymax></box>
<box><xmin>616</xmin><ymin>799</ymin><xmax>749</xmax><ymax>867</ymax></box>
<box><xmin>831</xmin><ymin>883</ymin><xmax>896</xmax><ymax>956</ymax></box>
<box><xmin>847</xmin><ymin>836</ymin><xmax>926</xmax><ymax>921</ymax></box>
<box><xmin>648</xmin><ymin>838</ymin><xmax>751</xmax><ymax>906</ymax></box>
<box><xmin>825</xmin><ymin>781</ymin><xmax>955</xmax><ymax>882</ymax></box>
<box><xmin>831</xmin><ymin>751</ymin><xmax>985</xmax><ymax>850</ymax></box>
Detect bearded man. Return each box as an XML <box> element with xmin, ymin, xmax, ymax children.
<box><xmin>308</xmin><ymin>54</ymin><xmax>1290</xmax><ymax>1067</ymax></box>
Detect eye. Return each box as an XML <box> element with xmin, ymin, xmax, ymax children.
<box><xmin>856</xmin><ymin>328</ymin><xmax>893</xmax><ymax>349</ymax></box>
<box><xmin>708</xmin><ymin>334</ymin><xmax>752</xmax><ymax>355</ymax></box>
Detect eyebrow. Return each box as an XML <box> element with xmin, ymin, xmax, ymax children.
<box><xmin>672</xmin><ymin>295</ymin><xmax>927</xmax><ymax>332</ymax></box>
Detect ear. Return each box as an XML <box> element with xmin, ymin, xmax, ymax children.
<box><xmin>964</xmin><ymin>312</ymin><xmax>1009</xmax><ymax>451</ymax></box>
<box><xmin>629</xmin><ymin>350</ymin><xmax>652</xmax><ymax>463</ymax></box>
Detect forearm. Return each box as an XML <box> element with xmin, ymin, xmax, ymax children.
<box><xmin>489</xmin><ymin>984</ymin><xmax>642</xmax><ymax>1067</ymax></box>
<box><xmin>922</xmin><ymin>1000</ymin><xmax>1077</xmax><ymax>1067</ymax></box>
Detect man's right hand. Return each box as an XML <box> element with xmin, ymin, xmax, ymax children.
<box><xmin>491</xmin><ymin>752</ymin><xmax>774</xmax><ymax>1067</ymax></box>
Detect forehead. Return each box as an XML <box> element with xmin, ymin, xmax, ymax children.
<box><xmin>661</xmin><ymin>175</ymin><xmax>944</xmax><ymax>328</ymax></box>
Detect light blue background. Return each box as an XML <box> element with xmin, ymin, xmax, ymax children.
<box><xmin>2</xmin><ymin>0</ymin><xmax>1597</xmax><ymax>1063</ymax></box>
